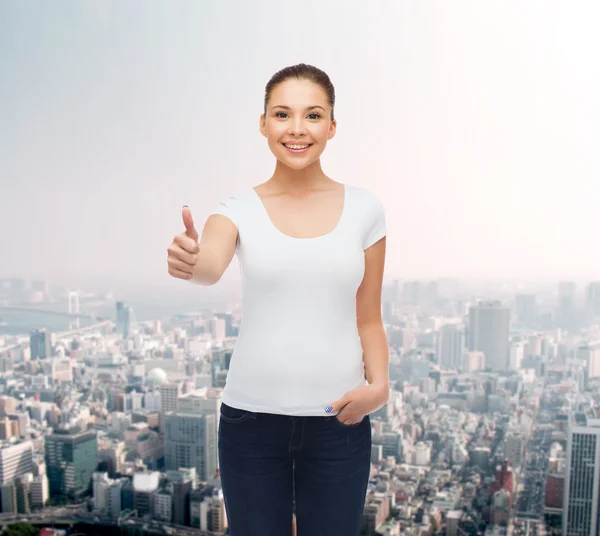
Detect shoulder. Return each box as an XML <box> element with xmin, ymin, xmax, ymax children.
<box><xmin>347</xmin><ymin>185</ymin><xmax>387</xmax><ymax>250</ymax></box>
<box><xmin>209</xmin><ymin>188</ymin><xmax>254</xmax><ymax>226</ymax></box>
<box><xmin>346</xmin><ymin>184</ymin><xmax>385</xmax><ymax>213</ymax></box>
<box><xmin>217</xmin><ymin>187</ymin><xmax>254</xmax><ymax>205</ymax></box>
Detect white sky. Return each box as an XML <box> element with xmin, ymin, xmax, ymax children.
<box><xmin>1</xmin><ymin>1</ymin><xmax>599</xmax><ymax>294</ymax></box>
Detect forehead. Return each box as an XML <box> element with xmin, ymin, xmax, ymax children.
<box><xmin>269</xmin><ymin>78</ymin><xmax>329</xmax><ymax>108</ymax></box>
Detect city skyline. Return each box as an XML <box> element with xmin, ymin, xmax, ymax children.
<box><xmin>2</xmin><ymin>2</ymin><xmax>600</xmax><ymax>290</ymax></box>
<box><xmin>3</xmin><ymin>3</ymin><xmax>600</xmax><ymax>534</ymax></box>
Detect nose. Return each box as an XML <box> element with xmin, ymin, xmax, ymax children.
<box><xmin>287</xmin><ymin>117</ymin><xmax>307</xmax><ymax>137</ymax></box>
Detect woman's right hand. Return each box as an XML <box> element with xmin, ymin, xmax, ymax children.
<box><xmin>167</xmin><ymin>206</ymin><xmax>201</xmax><ymax>280</ymax></box>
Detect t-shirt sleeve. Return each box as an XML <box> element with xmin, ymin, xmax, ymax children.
<box><xmin>208</xmin><ymin>195</ymin><xmax>238</xmax><ymax>228</ymax></box>
<box><xmin>362</xmin><ymin>192</ymin><xmax>387</xmax><ymax>250</ymax></box>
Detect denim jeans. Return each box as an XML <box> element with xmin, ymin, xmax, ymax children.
<box><xmin>218</xmin><ymin>402</ymin><xmax>372</xmax><ymax>536</ymax></box>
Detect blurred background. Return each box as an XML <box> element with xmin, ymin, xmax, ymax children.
<box><xmin>0</xmin><ymin>2</ymin><xmax>599</xmax><ymax>535</ymax></box>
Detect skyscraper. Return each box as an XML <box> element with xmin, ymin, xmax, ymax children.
<box><xmin>159</xmin><ymin>382</ymin><xmax>183</xmax><ymax>414</ymax></box>
<box><xmin>577</xmin><ymin>344</ymin><xmax>600</xmax><ymax>380</ymax></box>
<box><xmin>29</xmin><ymin>329</ymin><xmax>51</xmax><ymax>359</ymax></box>
<box><xmin>45</xmin><ymin>429</ymin><xmax>98</xmax><ymax>499</ymax></box>
<box><xmin>115</xmin><ymin>301</ymin><xmax>133</xmax><ymax>339</ymax></box>
<box><xmin>564</xmin><ymin>408</ymin><xmax>600</xmax><ymax>536</ymax></box>
<box><xmin>468</xmin><ymin>301</ymin><xmax>510</xmax><ymax>371</ymax></box>
<box><xmin>164</xmin><ymin>412</ymin><xmax>217</xmax><ymax>481</ymax></box>
<box><xmin>585</xmin><ymin>282</ymin><xmax>600</xmax><ymax>319</ymax></box>
<box><xmin>0</xmin><ymin>442</ymin><xmax>34</xmax><ymax>485</ymax></box>
<box><xmin>437</xmin><ymin>324</ymin><xmax>465</xmax><ymax>370</ymax></box>
<box><xmin>515</xmin><ymin>294</ymin><xmax>537</xmax><ymax>325</ymax></box>
<box><xmin>558</xmin><ymin>281</ymin><xmax>577</xmax><ymax>329</ymax></box>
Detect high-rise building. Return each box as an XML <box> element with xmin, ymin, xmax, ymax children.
<box><xmin>558</xmin><ymin>281</ymin><xmax>577</xmax><ymax>328</ymax></box>
<box><xmin>214</xmin><ymin>313</ymin><xmax>235</xmax><ymax>337</ymax></box>
<box><xmin>577</xmin><ymin>344</ymin><xmax>600</xmax><ymax>380</ymax></box>
<box><xmin>45</xmin><ymin>429</ymin><xmax>98</xmax><ymax>498</ymax></box>
<box><xmin>159</xmin><ymin>382</ymin><xmax>183</xmax><ymax>414</ymax></box>
<box><xmin>468</xmin><ymin>301</ymin><xmax>510</xmax><ymax>371</ymax></box>
<box><xmin>0</xmin><ymin>481</ymin><xmax>17</xmax><ymax>514</ymax></box>
<box><xmin>133</xmin><ymin>472</ymin><xmax>159</xmax><ymax>518</ymax></box>
<box><xmin>515</xmin><ymin>294</ymin><xmax>537</xmax><ymax>325</ymax></box>
<box><xmin>154</xmin><ymin>489</ymin><xmax>173</xmax><ymax>522</ymax></box>
<box><xmin>208</xmin><ymin>317</ymin><xmax>226</xmax><ymax>341</ymax></box>
<box><xmin>167</xmin><ymin>468</ymin><xmax>196</xmax><ymax>526</ymax></box>
<box><xmin>504</xmin><ymin>433</ymin><xmax>524</xmax><ymax>469</ymax></box>
<box><xmin>437</xmin><ymin>324</ymin><xmax>465</xmax><ymax>370</ymax></box>
<box><xmin>564</xmin><ymin>408</ymin><xmax>600</xmax><ymax>536</ymax></box>
<box><xmin>29</xmin><ymin>329</ymin><xmax>51</xmax><ymax>359</ymax></box>
<box><xmin>585</xmin><ymin>282</ymin><xmax>600</xmax><ymax>319</ymax></box>
<box><xmin>29</xmin><ymin>474</ymin><xmax>49</xmax><ymax>508</ymax></box>
<box><xmin>0</xmin><ymin>441</ymin><xmax>34</xmax><ymax>485</ymax></box>
<box><xmin>115</xmin><ymin>301</ymin><xmax>134</xmax><ymax>339</ymax></box>
<box><xmin>164</xmin><ymin>412</ymin><xmax>217</xmax><ymax>481</ymax></box>
<box><xmin>509</xmin><ymin>341</ymin><xmax>525</xmax><ymax>370</ymax></box>
<box><xmin>401</xmin><ymin>281</ymin><xmax>420</xmax><ymax>306</ymax></box>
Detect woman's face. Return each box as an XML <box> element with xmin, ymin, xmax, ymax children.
<box><xmin>260</xmin><ymin>78</ymin><xmax>336</xmax><ymax>170</ymax></box>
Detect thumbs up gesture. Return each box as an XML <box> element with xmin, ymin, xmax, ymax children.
<box><xmin>167</xmin><ymin>206</ymin><xmax>201</xmax><ymax>280</ymax></box>
<box><xmin>182</xmin><ymin>205</ymin><xmax>198</xmax><ymax>242</ymax></box>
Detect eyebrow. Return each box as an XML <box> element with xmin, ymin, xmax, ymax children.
<box><xmin>271</xmin><ymin>105</ymin><xmax>327</xmax><ymax>112</ymax></box>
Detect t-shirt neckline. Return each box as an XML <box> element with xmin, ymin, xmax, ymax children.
<box><xmin>250</xmin><ymin>184</ymin><xmax>347</xmax><ymax>241</ymax></box>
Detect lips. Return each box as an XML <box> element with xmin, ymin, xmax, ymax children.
<box><xmin>282</xmin><ymin>143</ymin><xmax>312</xmax><ymax>149</ymax></box>
<box><xmin>282</xmin><ymin>142</ymin><xmax>313</xmax><ymax>155</ymax></box>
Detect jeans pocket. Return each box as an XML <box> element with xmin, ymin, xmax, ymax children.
<box><xmin>332</xmin><ymin>414</ymin><xmax>367</xmax><ymax>428</ymax></box>
<box><xmin>220</xmin><ymin>403</ymin><xmax>255</xmax><ymax>424</ymax></box>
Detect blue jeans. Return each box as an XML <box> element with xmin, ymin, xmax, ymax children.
<box><xmin>218</xmin><ymin>402</ymin><xmax>372</xmax><ymax>536</ymax></box>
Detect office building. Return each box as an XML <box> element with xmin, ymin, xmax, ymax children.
<box><xmin>564</xmin><ymin>408</ymin><xmax>600</xmax><ymax>535</ymax></box>
<box><xmin>515</xmin><ymin>294</ymin><xmax>537</xmax><ymax>325</ymax></box>
<box><xmin>164</xmin><ymin>412</ymin><xmax>217</xmax><ymax>481</ymax></box>
<box><xmin>29</xmin><ymin>329</ymin><xmax>51</xmax><ymax>359</ymax></box>
<box><xmin>45</xmin><ymin>429</ymin><xmax>98</xmax><ymax>498</ymax></box>
<box><xmin>437</xmin><ymin>324</ymin><xmax>465</xmax><ymax>370</ymax></box>
<box><xmin>0</xmin><ymin>441</ymin><xmax>34</xmax><ymax>485</ymax></box>
<box><xmin>159</xmin><ymin>382</ymin><xmax>183</xmax><ymax>414</ymax></box>
<box><xmin>585</xmin><ymin>282</ymin><xmax>600</xmax><ymax>319</ymax></box>
<box><xmin>468</xmin><ymin>301</ymin><xmax>510</xmax><ymax>371</ymax></box>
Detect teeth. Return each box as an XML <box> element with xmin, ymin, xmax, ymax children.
<box><xmin>285</xmin><ymin>144</ymin><xmax>310</xmax><ymax>149</ymax></box>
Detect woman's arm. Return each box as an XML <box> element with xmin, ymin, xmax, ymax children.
<box><xmin>357</xmin><ymin>236</ymin><xmax>389</xmax><ymax>393</ymax></box>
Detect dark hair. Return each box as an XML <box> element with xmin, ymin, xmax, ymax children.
<box><xmin>264</xmin><ymin>63</ymin><xmax>336</xmax><ymax>121</ymax></box>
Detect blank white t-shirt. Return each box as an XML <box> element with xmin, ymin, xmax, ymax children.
<box><xmin>208</xmin><ymin>183</ymin><xmax>386</xmax><ymax>416</ymax></box>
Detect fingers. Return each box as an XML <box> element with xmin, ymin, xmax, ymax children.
<box><xmin>182</xmin><ymin>206</ymin><xmax>199</xmax><ymax>242</ymax></box>
<box><xmin>173</xmin><ymin>234</ymin><xmax>199</xmax><ymax>255</ymax></box>
<box><xmin>167</xmin><ymin>237</ymin><xmax>198</xmax><ymax>281</ymax></box>
<box><xmin>168</xmin><ymin>265</ymin><xmax>194</xmax><ymax>280</ymax></box>
<box><xmin>167</xmin><ymin>256</ymin><xmax>194</xmax><ymax>275</ymax></box>
<box><xmin>335</xmin><ymin>411</ymin><xmax>360</xmax><ymax>426</ymax></box>
<box><xmin>327</xmin><ymin>394</ymin><xmax>350</xmax><ymax>414</ymax></box>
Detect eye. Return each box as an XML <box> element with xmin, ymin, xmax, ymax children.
<box><xmin>308</xmin><ymin>113</ymin><xmax>321</xmax><ymax>120</ymax></box>
<box><xmin>275</xmin><ymin>112</ymin><xmax>288</xmax><ymax>118</ymax></box>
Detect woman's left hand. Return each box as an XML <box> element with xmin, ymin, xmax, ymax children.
<box><xmin>325</xmin><ymin>383</ymin><xmax>389</xmax><ymax>425</ymax></box>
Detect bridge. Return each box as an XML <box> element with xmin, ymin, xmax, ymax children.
<box><xmin>0</xmin><ymin>306</ymin><xmax>108</xmax><ymax>321</ymax></box>
<box><xmin>1</xmin><ymin>320</ymin><xmax>114</xmax><ymax>352</ymax></box>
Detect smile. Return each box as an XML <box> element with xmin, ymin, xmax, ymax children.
<box><xmin>282</xmin><ymin>143</ymin><xmax>312</xmax><ymax>154</ymax></box>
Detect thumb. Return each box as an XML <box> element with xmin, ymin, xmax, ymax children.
<box><xmin>325</xmin><ymin>394</ymin><xmax>350</xmax><ymax>414</ymax></box>
<box><xmin>182</xmin><ymin>205</ymin><xmax>198</xmax><ymax>242</ymax></box>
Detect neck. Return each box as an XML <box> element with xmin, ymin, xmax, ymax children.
<box><xmin>269</xmin><ymin>159</ymin><xmax>331</xmax><ymax>195</ymax></box>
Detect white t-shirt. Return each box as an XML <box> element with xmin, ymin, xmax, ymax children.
<box><xmin>208</xmin><ymin>184</ymin><xmax>386</xmax><ymax>416</ymax></box>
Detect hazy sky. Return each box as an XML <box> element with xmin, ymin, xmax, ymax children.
<box><xmin>1</xmin><ymin>1</ymin><xmax>599</xmax><ymax>296</ymax></box>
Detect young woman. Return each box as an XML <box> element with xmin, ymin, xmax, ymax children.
<box><xmin>167</xmin><ymin>63</ymin><xmax>389</xmax><ymax>536</ymax></box>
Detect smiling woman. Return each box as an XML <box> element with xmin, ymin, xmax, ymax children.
<box><xmin>167</xmin><ymin>63</ymin><xmax>388</xmax><ymax>536</ymax></box>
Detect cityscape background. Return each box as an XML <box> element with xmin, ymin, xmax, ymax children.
<box><xmin>1</xmin><ymin>2</ymin><xmax>599</xmax><ymax>536</ymax></box>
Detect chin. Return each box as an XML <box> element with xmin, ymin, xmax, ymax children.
<box><xmin>278</xmin><ymin>157</ymin><xmax>316</xmax><ymax>171</ymax></box>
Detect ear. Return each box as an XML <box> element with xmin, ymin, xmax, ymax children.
<box><xmin>328</xmin><ymin>119</ymin><xmax>337</xmax><ymax>140</ymax></box>
<box><xmin>259</xmin><ymin>114</ymin><xmax>267</xmax><ymax>138</ymax></box>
